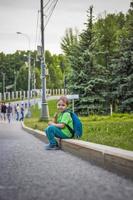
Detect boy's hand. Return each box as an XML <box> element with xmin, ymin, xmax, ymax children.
<box><xmin>48</xmin><ymin>121</ymin><xmax>55</xmax><ymax>126</ymax></box>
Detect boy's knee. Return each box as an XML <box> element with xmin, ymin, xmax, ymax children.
<box><xmin>45</xmin><ymin>125</ymin><xmax>55</xmax><ymax>133</ymax></box>
<box><xmin>48</xmin><ymin>125</ymin><xmax>56</xmax><ymax>132</ymax></box>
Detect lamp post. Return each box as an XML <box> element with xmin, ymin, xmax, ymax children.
<box><xmin>33</xmin><ymin>59</ymin><xmax>36</xmax><ymax>105</ymax></box>
<box><xmin>40</xmin><ymin>0</ymin><xmax>49</xmax><ymax>120</ymax></box>
<box><xmin>2</xmin><ymin>72</ymin><xmax>5</xmax><ymax>100</ymax></box>
<box><xmin>14</xmin><ymin>71</ymin><xmax>16</xmax><ymax>94</ymax></box>
<box><xmin>16</xmin><ymin>32</ymin><xmax>31</xmax><ymax>117</ymax></box>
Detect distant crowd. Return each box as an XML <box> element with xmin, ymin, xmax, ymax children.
<box><xmin>0</xmin><ymin>102</ymin><xmax>25</xmax><ymax>123</ymax></box>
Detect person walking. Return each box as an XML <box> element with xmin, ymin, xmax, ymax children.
<box><xmin>0</xmin><ymin>103</ymin><xmax>2</xmax><ymax>120</ymax></box>
<box><xmin>1</xmin><ymin>102</ymin><xmax>7</xmax><ymax>121</ymax></box>
<box><xmin>19</xmin><ymin>104</ymin><xmax>24</xmax><ymax>121</ymax></box>
<box><xmin>15</xmin><ymin>103</ymin><xmax>20</xmax><ymax>121</ymax></box>
<box><xmin>7</xmin><ymin>103</ymin><xmax>13</xmax><ymax>123</ymax></box>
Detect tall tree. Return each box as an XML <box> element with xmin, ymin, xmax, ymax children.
<box><xmin>111</xmin><ymin>0</ymin><xmax>133</xmax><ymax>112</ymax></box>
<box><xmin>61</xmin><ymin>28</ymin><xmax>79</xmax><ymax>55</ymax></box>
<box><xmin>66</xmin><ymin>6</ymin><xmax>107</xmax><ymax>114</ymax></box>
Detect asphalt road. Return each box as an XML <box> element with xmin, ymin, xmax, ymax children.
<box><xmin>0</xmin><ymin>121</ymin><xmax>133</xmax><ymax>200</ymax></box>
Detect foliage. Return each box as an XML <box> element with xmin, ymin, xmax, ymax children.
<box><xmin>0</xmin><ymin>50</ymin><xmax>68</xmax><ymax>92</ymax></box>
<box><xmin>111</xmin><ymin>1</ymin><xmax>133</xmax><ymax>112</ymax></box>
<box><xmin>61</xmin><ymin>1</ymin><xmax>133</xmax><ymax>114</ymax></box>
<box><xmin>61</xmin><ymin>28</ymin><xmax>79</xmax><ymax>55</ymax></box>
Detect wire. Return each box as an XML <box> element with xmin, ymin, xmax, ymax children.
<box><xmin>43</xmin><ymin>0</ymin><xmax>51</xmax><ymax>9</ymax></box>
<box><xmin>44</xmin><ymin>0</ymin><xmax>56</xmax><ymax>15</ymax></box>
<box><xmin>44</xmin><ymin>0</ymin><xmax>59</xmax><ymax>29</ymax></box>
<box><xmin>34</xmin><ymin>0</ymin><xmax>59</xmax><ymax>49</ymax></box>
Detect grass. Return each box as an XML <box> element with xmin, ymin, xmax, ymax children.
<box><xmin>24</xmin><ymin>100</ymin><xmax>133</xmax><ymax>151</ymax></box>
<box><xmin>24</xmin><ymin>100</ymin><xmax>57</xmax><ymax>131</ymax></box>
<box><xmin>82</xmin><ymin>119</ymin><xmax>133</xmax><ymax>150</ymax></box>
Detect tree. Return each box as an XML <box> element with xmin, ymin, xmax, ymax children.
<box><xmin>112</xmin><ymin>0</ymin><xmax>133</xmax><ymax>112</ymax></box>
<box><xmin>16</xmin><ymin>65</ymin><xmax>28</xmax><ymax>90</ymax></box>
<box><xmin>62</xmin><ymin>6</ymin><xmax>108</xmax><ymax>114</ymax></box>
<box><xmin>61</xmin><ymin>28</ymin><xmax>79</xmax><ymax>55</ymax></box>
<box><xmin>45</xmin><ymin>51</ymin><xmax>64</xmax><ymax>89</ymax></box>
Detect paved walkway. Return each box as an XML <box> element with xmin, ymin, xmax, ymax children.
<box><xmin>0</xmin><ymin>121</ymin><xmax>133</xmax><ymax>200</ymax></box>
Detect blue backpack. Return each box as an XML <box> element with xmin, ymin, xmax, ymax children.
<box><xmin>65</xmin><ymin>110</ymin><xmax>83</xmax><ymax>138</ymax></box>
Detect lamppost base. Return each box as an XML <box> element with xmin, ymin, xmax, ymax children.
<box><xmin>40</xmin><ymin>102</ymin><xmax>49</xmax><ymax>121</ymax></box>
<box><xmin>27</xmin><ymin>109</ymin><xmax>31</xmax><ymax>118</ymax></box>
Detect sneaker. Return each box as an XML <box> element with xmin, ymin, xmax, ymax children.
<box><xmin>45</xmin><ymin>143</ymin><xmax>60</xmax><ymax>150</ymax></box>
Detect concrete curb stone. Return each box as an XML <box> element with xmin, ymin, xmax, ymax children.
<box><xmin>21</xmin><ymin>122</ymin><xmax>133</xmax><ymax>180</ymax></box>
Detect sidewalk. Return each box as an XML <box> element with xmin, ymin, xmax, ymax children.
<box><xmin>1</xmin><ymin>121</ymin><xmax>133</xmax><ymax>200</ymax></box>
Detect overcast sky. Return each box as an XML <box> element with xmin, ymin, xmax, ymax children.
<box><xmin>0</xmin><ymin>0</ymin><xmax>131</xmax><ymax>55</ymax></box>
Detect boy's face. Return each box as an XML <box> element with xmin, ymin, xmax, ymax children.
<box><xmin>57</xmin><ymin>100</ymin><xmax>67</xmax><ymax>112</ymax></box>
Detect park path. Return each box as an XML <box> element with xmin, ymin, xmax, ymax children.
<box><xmin>0</xmin><ymin>121</ymin><xmax>133</xmax><ymax>200</ymax></box>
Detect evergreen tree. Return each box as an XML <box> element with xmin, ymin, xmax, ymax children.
<box><xmin>66</xmin><ymin>6</ymin><xmax>107</xmax><ymax>114</ymax></box>
<box><xmin>112</xmin><ymin>0</ymin><xmax>133</xmax><ymax>112</ymax></box>
<box><xmin>61</xmin><ymin>28</ymin><xmax>79</xmax><ymax>55</ymax></box>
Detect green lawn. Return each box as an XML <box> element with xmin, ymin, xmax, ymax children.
<box><xmin>24</xmin><ymin>100</ymin><xmax>133</xmax><ymax>151</ymax></box>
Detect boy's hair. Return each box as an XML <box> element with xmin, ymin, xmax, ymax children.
<box><xmin>57</xmin><ymin>96</ymin><xmax>69</xmax><ymax>106</ymax></box>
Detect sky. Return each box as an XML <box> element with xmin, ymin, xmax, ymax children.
<box><xmin>0</xmin><ymin>0</ymin><xmax>131</xmax><ymax>55</ymax></box>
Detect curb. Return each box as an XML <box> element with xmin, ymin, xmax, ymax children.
<box><xmin>22</xmin><ymin>122</ymin><xmax>133</xmax><ymax>180</ymax></box>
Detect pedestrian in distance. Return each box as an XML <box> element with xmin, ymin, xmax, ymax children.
<box><xmin>0</xmin><ymin>103</ymin><xmax>2</xmax><ymax>120</ymax></box>
<box><xmin>15</xmin><ymin>103</ymin><xmax>20</xmax><ymax>121</ymax></box>
<box><xmin>19</xmin><ymin>104</ymin><xmax>24</xmax><ymax>121</ymax></box>
<box><xmin>1</xmin><ymin>102</ymin><xmax>7</xmax><ymax>121</ymax></box>
<box><xmin>7</xmin><ymin>103</ymin><xmax>13</xmax><ymax>123</ymax></box>
<box><xmin>45</xmin><ymin>96</ymin><xmax>73</xmax><ymax>150</ymax></box>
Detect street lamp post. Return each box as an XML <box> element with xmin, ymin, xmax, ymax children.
<box><xmin>14</xmin><ymin>71</ymin><xmax>16</xmax><ymax>94</ymax></box>
<box><xmin>16</xmin><ymin>32</ymin><xmax>31</xmax><ymax>117</ymax></box>
<box><xmin>33</xmin><ymin>59</ymin><xmax>36</xmax><ymax>105</ymax></box>
<box><xmin>40</xmin><ymin>0</ymin><xmax>49</xmax><ymax>120</ymax></box>
<box><xmin>2</xmin><ymin>72</ymin><xmax>5</xmax><ymax>100</ymax></box>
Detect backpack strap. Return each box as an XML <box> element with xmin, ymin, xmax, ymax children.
<box><xmin>63</xmin><ymin>110</ymin><xmax>75</xmax><ymax>138</ymax></box>
<box><xmin>65</xmin><ymin>123</ymin><xmax>74</xmax><ymax>138</ymax></box>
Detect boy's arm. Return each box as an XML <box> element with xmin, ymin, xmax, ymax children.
<box><xmin>48</xmin><ymin>121</ymin><xmax>65</xmax><ymax>128</ymax></box>
<box><xmin>48</xmin><ymin>112</ymin><xmax>65</xmax><ymax>128</ymax></box>
<box><xmin>52</xmin><ymin>112</ymin><xmax>58</xmax><ymax>123</ymax></box>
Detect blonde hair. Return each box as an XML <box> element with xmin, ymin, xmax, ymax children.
<box><xmin>57</xmin><ymin>96</ymin><xmax>69</xmax><ymax>106</ymax></box>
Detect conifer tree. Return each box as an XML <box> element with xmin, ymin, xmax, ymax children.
<box><xmin>112</xmin><ymin>0</ymin><xmax>133</xmax><ymax>112</ymax></box>
<box><xmin>67</xmin><ymin>6</ymin><xmax>107</xmax><ymax>114</ymax></box>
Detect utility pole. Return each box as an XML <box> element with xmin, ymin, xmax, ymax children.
<box><xmin>40</xmin><ymin>0</ymin><xmax>49</xmax><ymax>120</ymax></box>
